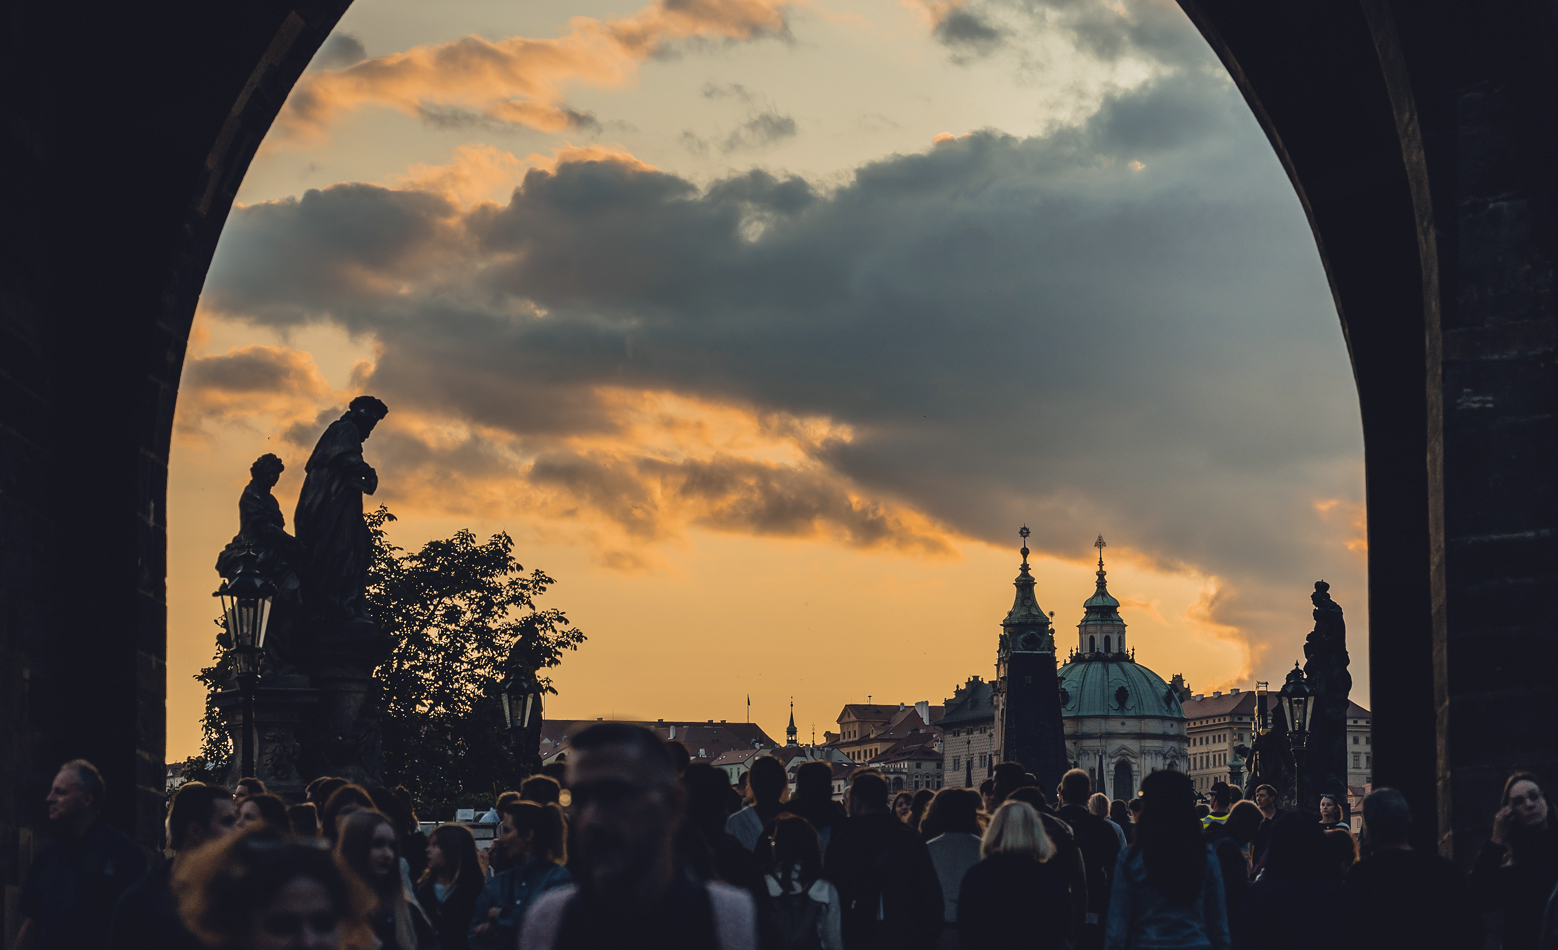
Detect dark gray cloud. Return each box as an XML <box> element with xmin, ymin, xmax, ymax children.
<box><xmin>934</xmin><ymin>9</ymin><xmax>1008</xmax><ymax>55</ymax></box>
<box><xmin>312</xmin><ymin>33</ymin><xmax>367</xmax><ymax>70</ymax></box>
<box><xmin>415</xmin><ymin>104</ymin><xmax>601</xmax><ymax>134</ymax></box>
<box><xmin>722</xmin><ymin>112</ymin><xmax>797</xmax><ymax>152</ymax></box>
<box><xmin>202</xmin><ymin>53</ymin><xmax>1364</xmax><ymax>667</ymax></box>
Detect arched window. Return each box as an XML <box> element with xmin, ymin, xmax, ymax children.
<box><xmin>1113</xmin><ymin>760</ymin><xmax>1134</xmax><ymax>801</ymax></box>
<box><xmin>1104</xmin><ymin>636</ymin><xmax>1112</xmax><ymax>653</ymax></box>
<box><xmin>1089</xmin><ymin>636</ymin><xmax>1096</xmax><ymax>652</ymax></box>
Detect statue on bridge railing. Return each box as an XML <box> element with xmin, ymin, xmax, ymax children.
<box><xmin>215</xmin><ymin>453</ymin><xmax>302</xmax><ymax>674</ymax></box>
<box><xmin>1301</xmin><ymin>579</ymin><xmax>1352</xmax><ymax>815</ymax></box>
<box><xmin>294</xmin><ymin>395</ymin><xmax>388</xmax><ymax>627</ymax></box>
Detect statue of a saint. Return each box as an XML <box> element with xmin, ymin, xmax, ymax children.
<box><xmin>216</xmin><ymin>453</ymin><xmax>302</xmax><ymax>672</ymax></box>
<box><xmin>295</xmin><ymin>396</ymin><xmax>388</xmax><ymax>625</ymax></box>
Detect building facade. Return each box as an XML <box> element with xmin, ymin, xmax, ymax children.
<box><xmin>939</xmin><ymin>676</ymin><xmax>996</xmax><ymax>789</ymax></box>
<box><xmin>992</xmin><ymin>528</ymin><xmax>1069</xmax><ymax>791</ymax></box>
<box><xmin>1182</xmin><ymin>690</ymin><xmax>1372</xmax><ymax>793</ymax></box>
<box><xmin>1057</xmin><ymin>538</ymin><xmax>1188</xmax><ymax>799</ymax></box>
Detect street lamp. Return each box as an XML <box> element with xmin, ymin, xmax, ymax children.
<box><xmin>213</xmin><ymin>545</ymin><xmax>275</xmax><ymax>781</ymax></box>
<box><xmin>1280</xmin><ymin>662</ymin><xmax>1312</xmax><ymax>810</ymax></box>
<box><xmin>1228</xmin><ymin>750</ymin><xmax>1245</xmax><ymax>791</ymax></box>
<box><xmin>500</xmin><ymin>667</ymin><xmax>545</xmax><ymax>779</ymax></box>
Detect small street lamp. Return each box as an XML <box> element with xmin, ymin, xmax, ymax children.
<box><xmin>500</xmin><ymin>667</ymin><xmax>545</xmax><ymax>779</ymax></box>
<box><xmin>213</xmin><ymin>545</ymin><xmax>275</xmax><ymax>781</ymax></box>
<box><xmin>1280</xmin><ymin>662</ymin><xmax>1312</xmax><ymax>810</ymax></box>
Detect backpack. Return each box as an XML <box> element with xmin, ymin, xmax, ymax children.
<box><xmin>769</xmin><ymin>888</ymin><xmax>826</xmax><ymax>950</ymax></box>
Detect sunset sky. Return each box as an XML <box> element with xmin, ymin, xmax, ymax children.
<box><xmin>166</xmin><ymin>0</ymin><xmax>1368</xmax><ymax>761</ymax></box>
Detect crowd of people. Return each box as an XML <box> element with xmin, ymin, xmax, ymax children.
<box><xmin>13</xmin><ymin>739</ymin><xmax>1558</xmax><ymax>949</ymax></box>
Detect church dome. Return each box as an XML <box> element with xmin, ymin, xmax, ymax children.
<box><xmin>1058</xmin><ymin>656</ymin><xmax>1185</xmax><ymax>719</ymax></box>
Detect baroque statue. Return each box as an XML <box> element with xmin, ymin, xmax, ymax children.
<box><xmin>215</xmin><ymin>453</ymin><xmax>302</xmax><ymax>673</ymax></box>
<box><xmin>1300</xmin><ymin>579</ymin><xmax>1352</xmax><ymax>812</ymax></box>
<box><xmin>295</xmin><ymin>396</ymin><xmax>388</xmax><ymax>626</ymax></box>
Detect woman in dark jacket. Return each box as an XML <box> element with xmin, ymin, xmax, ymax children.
<box><xmin>1105</xmin><ymin>770</ymin><xmax>1229</xmax><ymax>950</ymax></box>
<box><xmin>337</xmin><ymin>810</ymin><xmax>439</xmax><ymax>950</ymax></box>
<box><xmin>1471</xmin><ymin>772</ymin><xmax>1558</xmax><ymax>950</ymax></box>
<box><xmin>416</xmin><ymin>824</ymin><xmax>484</xmax><ymax>950</ymax></box>
<box><xmin>957</xmin><ymin>800</ymin><xmax>1073</xmax><ymax>949</ymax></box>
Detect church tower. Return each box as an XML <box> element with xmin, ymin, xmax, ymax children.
<box><xmin>992</xmin><ymin>526</ymin><xmax>1069</xmax><ymax>791</ymax></box>
<box><xmin>1078</xmin><ymin>535</ymin><xmax>1127</xmax><ymax>656</ymax></box>
<box><xmin>786</xmin><ymin>699</ymin><xmax>799</xmax><ymax>746</ymax></box>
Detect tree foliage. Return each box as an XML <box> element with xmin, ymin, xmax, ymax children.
<box><xmin>184</xmin><ymin>506</ymin><xmax>586</xmax><ymax>817</ymax></box>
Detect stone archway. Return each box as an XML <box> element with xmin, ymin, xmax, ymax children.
<box><xmin>1</xmin><ymin>0</ymin><xmax>1554</xmax><ymax>880</ymax></box>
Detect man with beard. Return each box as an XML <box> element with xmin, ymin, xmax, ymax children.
<box><xmin>109</xmin><ymin>782</ymin><xmax>237</xmax><ymax>949</ymax></box>
<box><xmin>520</xmin><ymin>723</ymin><xmax>757</xmax><ymax>950</ymax></box>
<box><xmin>16</xmin><ymin>761</ymin><xmax>147</xmax><ymax>950</ymax></box>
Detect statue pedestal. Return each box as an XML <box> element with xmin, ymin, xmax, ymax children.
<box><xmin>296</xmin><ymin>618</ymin><xmax>389</xmax><ymax>788</ymax></box>
<box><xmin>214</xmin><ymin>675</ymin><xmax>319</xmax><ymax>801</ymax></box>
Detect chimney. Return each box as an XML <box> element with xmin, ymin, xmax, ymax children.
<box><xmin>1230</xmin><ymin>688</ymin><xmax>1239</xmax><ymax>694</ymax></box>
<box><xmin>669</xmin><ymin>725</ymin><xmax>676</xmax><ymax>739</ymax></box>
<box><xmin>915</xmin><ymin>700</ymin><xmax>930</xmax><ymax>723</ymax></box>
<box><xmin>1214</xmin><ymin>691</ymin><xmax>1222</xmax><ymax>698</ymax></box>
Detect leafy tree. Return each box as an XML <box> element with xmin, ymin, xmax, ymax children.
<box><xmin>184</xmin><ymin>506</ymin><xmax>585</xmax><ymax>818</ymax></box>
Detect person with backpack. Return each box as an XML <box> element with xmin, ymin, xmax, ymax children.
<box><xmin>823</xmin><ymin>771</ymin><xmax>942</xmax><ymax>950</ymax></box>
<box><xmin>762</xmin><ymin>815</ymin><xmax>843</xmax><ymax>950</ymax></box>
<box><xmin>1058</xmin><ymin>768</ymin><xmax>1123</xmax><ymax>950</ymax></box>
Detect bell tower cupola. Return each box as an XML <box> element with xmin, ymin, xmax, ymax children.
<box><xmin>1078</xmin><ymin>535</ymin><xmax>1127</xmax><ymax>656</ymax></box>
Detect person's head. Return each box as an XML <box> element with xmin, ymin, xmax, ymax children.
<box><xmin>979</xmin><ymin>778</ymin><xmax>997</xmax><ymax>813</ymax></box>
<box><xmin>892</xmin><ymin>791</ymin><xmax>914</xmax><ymax>821</ymax></box>
<box><xmin>320</xmin><ymin>785</ymin><xmax>376</xmax><ymax>841</ymax></box>
<box><xmin>168</xmin><ymin>783</ymin><xmax>238</xmax><ymax>852</ymax></box>
<box><xmin>921</xmin><ymin>787</ymin><xmax>982</xmax><ymax>839</ymax></box>
<box><xmin>1128</xmin><ymin>797</ymin><xmax>1143</xmax><ymax>820</ymax></box>
<box><xmin>494</xmin><ymin>789</ymin><xmax>522</xmax><ymax>811</ymax></box>
<box><xmin>1264</xmin><ymin>810</ymin><xmax>1327</xmax><ymax>878</ymax></box>
<box><xmin>307</xmin><ymin>778</ymin><xmax>347</xmax><ymax>810</ymax></box>
<box><xmin>367</xmin><ymin>787</ymin><xmax>413</xmax><ymax>837</ymax></box>
<box><xmin>1006</xmin><ymin>786</ymin><xmax>1050</xmax><ymax>813</ymax></box>
<box><xmin>747</xmin><ymin>756</ymin><xmax>789</xmax><ymax>806</ymax></box>
<box><xmin>48</xmin><ymin>759</ymin><xmax>106</xmax><ymax>828</ymax></box>
<box><xmin>1134</xmin><ymin>769</ymin><xmax>1206</xmax><ymax>904</ymax></box>
<box><xmin>1109</xmin><ymin>799</ymin><xmax>1130</xmax><ymax>825</ymax></box>
<box><xmin>1224</xmin><ymin>800</ymin><xmax>1263</xmax><ymax>845</ymax></box>
<box><xmin>566</xmin><ymin>723</ymin><xmax>683</xmax><ymax>899</ymax></box>
<box><xmin>1319</xmin><ymin>793</ymin><xmax>1342</xmax><ymax>822</ymax></box>
<box><xmin>420</xmin><ymin>823</ymin><xmax>481</xmax><ymax>887</ymax></box>
<box><xmin>346</xmin><ymin>396</ymin><xmax>389</xmax><ymax>437</ymax></box>
<box><xmin>520</xmin><ymin>774</ymin><xmax>562</xmax><ymax>805</ymax></box>
<box><xmin>236</xmin><ymin>777</ymin><xmax>268</xmax><ymax>802</ymax></box>
<box><xmin>991</xmin><ymin>762</ymin><xmax>1029</xmax><ymax>804</ymax></box>
<box><xmin>663</xmin><ymin>741</ymin><xmax>691</xmax><ymax>777</ymax></box>
<box><xmin>683</xmin><ymin>763</ymin><xmax>736</xmax><ymax>833</ymax></box>
<box><xmin>1321</xmin><ymin>828</ymin><xmax>1358</xmax><ymax>880</ymax></box>
<box><xmin>499</xmin><ymin>799</ymin><xmax>567</xmax><ymax>865</ymax></box>
<box><xmin>910</xmin><ymin>789</ymin><xmax>934</xmax><ymax>824</ymax></box>
<box><xmin>1501</xmin><ymin>773</ymin><xmax>1548</xmax><ymax>833</ymax></box>
<box><xmin>175</xmin><ymin>832</ymin><xmax>375</xmax><ymax>950</ymax></box>
<box><xmin>1253</xmin><ymin>784</ymin><xmax>1278</xmax><ymax>814</ymax></box>
<box><xmin>235</xmin><ymin>793</ymin><xmax>290</xmax><ymax>836</ymax></box>
<box><xmin>289</xmin><ymin>803</ymin><xmax>321</xmax><ymax>838</ymax></box>
<box><xmin>847</xmin><ymin>772</ymin><xmax>889</xmax><ymax>817</ymax></box>
<box><xmin>1195</xmin><ymin>803</ymin><xmax>1211</xmax><ymax>819</ymax></box>
<box><xmin>1210</xmin><ymin>783</ymin><xmax>1232</xmax><ymax>814</ymax></box>
<box><xmin>1059</xmin><ymin>769</ymin><xmax>1091</xmax><ymax>807</ymax></box>
<box><xmin>249</xmin><ymin>454</ymin><xmax>285</xmax><ymax>488</ymax></box>
<box><xmin>1088</xmin><ymin>792</ymin><xmax>1110</xmax><ymax>818</ymax></box>
<box><xmin>1362</xmin><ymin>787</ymin><xmax>1413</xmax><ymax>850</ymax></box>
<box><xmin>767</xmin><ymin>815</ymin><xmax>824</xmax><ymax>889</ymax></box>
<box><xmin>982</xmin><ymin>800</ymin><xmax>1055</xmax><ymax>861</ymax></box>
<box><xmin>388</xmin><ymin>787</ymin><xmax>417</xmax><ymax>828</ymax></box>
<box><xmin>793</xmin><ymin>761</ymin><xmax>832</xmax><ymax>803</ymax></box>
<box><xmin>335</xmin><ymin>811</ymin><xmax>401</xmax><ymax>895</ymax></box>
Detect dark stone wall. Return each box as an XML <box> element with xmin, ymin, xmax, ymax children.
<box><xmin>0</xmin><ymin>3</ymin><xmax>349</xmax><ymax>928</ymax></box>
<box><xmin>1000</xmin><ymin>653</ymin><xmax>1070</xmax><ymax>793</ymax></box>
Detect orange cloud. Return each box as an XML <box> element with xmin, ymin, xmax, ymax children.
<box><xmin>177</xmin><ymin>345</ymin><xmax>337</xmax><ymax>439</ymax></box>
<box><xmin>278</xmin><ymin>0</ymin><xmax>794</xmax><ymax>142</ymax></box>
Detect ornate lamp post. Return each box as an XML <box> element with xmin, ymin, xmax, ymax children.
<box><xmin>1279</xmin><ymin>662</ymin><xmax>1313</xmax><ymax>810</ymax></box>
<box><xmin>500</xmin><ymin>667</ymin><xmax>545</xmax><ymax>779</ymax></box>
<box><xmin>213</xmin><ymin>545</ymin><xmax>275</xmax><ymax>781</ymax></box>
<box><xmin>1228</xmin><ymin>750</ymin><xmax>1246</xmax><ymax>791</ymax></box>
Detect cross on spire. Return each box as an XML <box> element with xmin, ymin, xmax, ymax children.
<box><xmin>1095</xmin><ymin>534</ymin><xmax>1107</xmax><ymax>570</ymax></box>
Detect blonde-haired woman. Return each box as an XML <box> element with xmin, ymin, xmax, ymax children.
<box><xmin>956</xmin><ymin>800</ymin><xmax>1074</xmax><ymax>949</ymax></box>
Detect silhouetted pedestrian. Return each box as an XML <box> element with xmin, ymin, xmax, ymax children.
<box><xmin>763</xmin><ymin>815</ymin><xmax>843</xmax><ymax>950</ymax></box>
<box><xmin>1234</xmin><ymin>812</ymin><xmax>1356</xmax><ymax>950</ymax></box>
<box><xmin>1104</xmin><ymin>769</ymin><xmax>1228</xmax><ymax>950</ymax></box>
<box><xmin>783</xmin><ymin>762</ymin><xmax>846</xmax><ymax>850</ymax></box>
<box><xmin>521</xmin><ymin>774</ymin><xmax>562</xmax><ymax>805</ymax></box>
<box><xmin>234</xmin><ymin>777</ymin><xmax>266</xmax><ymax>803</ymax></box>
<box><xmin>469</xmin><ymin>800</ymin><xmax>570</xmax><ymax>949</ymax></box>
<box><xmin>823</xmin><ymin>771</ymin><xmax>942</xmax><ymax>950</ymax></box>
<box><xmin>520</xmin><ymin>723</ymin><xmax>757</xmax><ymax>950</ymax></box>
<box><xmin>1007</xmin><ymin>783</ymin><xmax>1090</xmax><ymax>940</ymax></box>
<box><xmin>957</xmin><ymin>801</ymin><xmax>1073</xmax><ymax>949</ymax></box>
<box><xmin>1204</xmin><ymin>801</ymin><xmax>1260</xmax><ymax>922</ymax></box>
<box><xmin>1472</xmin><ymin>772</ymin><xmax>1558</xmax><ymax>950</ymax></box>
<box><xmin>729</xmin><ymin>756</ymin><xmax>790</xmax><ymax>851</ymax></box>
<box><xmin>109</xmin><ymin>782</ymin><xmax>235</xmax><ymax>950</ymax></box>
<box><xmin>1110</xmin><ymin>799</ymin><xmax>1135</xmax><ymax>845</ymax></box>
<box><xmin>17</xmin><ymin>760</ymin><xmax>148</xmax><ymax>950</ymax></box>
<box><xmin>922</xmin><ymin>788</ymin><xmax>983</xmax><ymax>948</ymax></box>
<box><xmin>320</xmin><ymin>784</ymin><xmax>377</xmax><ymax>842</ymax></box>
<box><xmin>416</xmin><ymin>823</ymin><xmax>485</xmax><ymax>950</ymax></box>
<box><xmin>1059</xmin><ymin>769</ymin><xmax>1122</xmax><ymax>950</ymax></box>
<box><xmin>289</xmin><ymin>801</ymin><xmax>322</xmax><ymax>837</ymax></box>
<box><xmin>234</xmin><ymin>792</ymin><xmax>290</xmax><ymax>835</ymax></box>
<box><xmin>1249</xmin><ymin>784</ymin><xmax>1285</xmax><ymax>880</ymax></box>
<box><xmin>1348</xmin><ymin>788</ymin><xmax>1479</xmax><ymax>950</ymax></box>
<box><xmin>909</xmin><ymin>789</ymin><xmax>934</xmax><ymax>831</ymax></box>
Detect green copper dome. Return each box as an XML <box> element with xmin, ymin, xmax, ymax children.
<box><xmin>1058</xmin><ymin>655</ymin><xmax>1185</xmax><ymax>719</ymax></box>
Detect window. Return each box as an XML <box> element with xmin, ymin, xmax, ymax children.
<box><xmin>1365</xmin><ymin>737</ymin><xmax>1371</xmax><ymax>745</ymax></box>
<box><xmin>953</xmin><ymin>757</ymin><xmax>961</xmax><ymax>770</ymax></box>
<box><xmin>1353</xmin><ymin>753</ymin><xmax>1361</xmax><ymax>768</ymax></box>
<box><xmin>1366</xmin><ymin>755</ymin><xmax>1372</xmax><ymax>766</ymax></box>
<box><xmin>1353</xmin><ymin>735</ymin><xmax>1360</xmax><ymax>745</ymax></box>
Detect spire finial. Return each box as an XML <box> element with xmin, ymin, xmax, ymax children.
<box><xmin>1019</xmin><ymin>525</ymin><xmax>1031</xmax><ymax>566</ymax></box>
<box><xmin>1095</xmin><ymin>534</ymin><xmax>1107</xmax><ymax>571</ymax></box>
